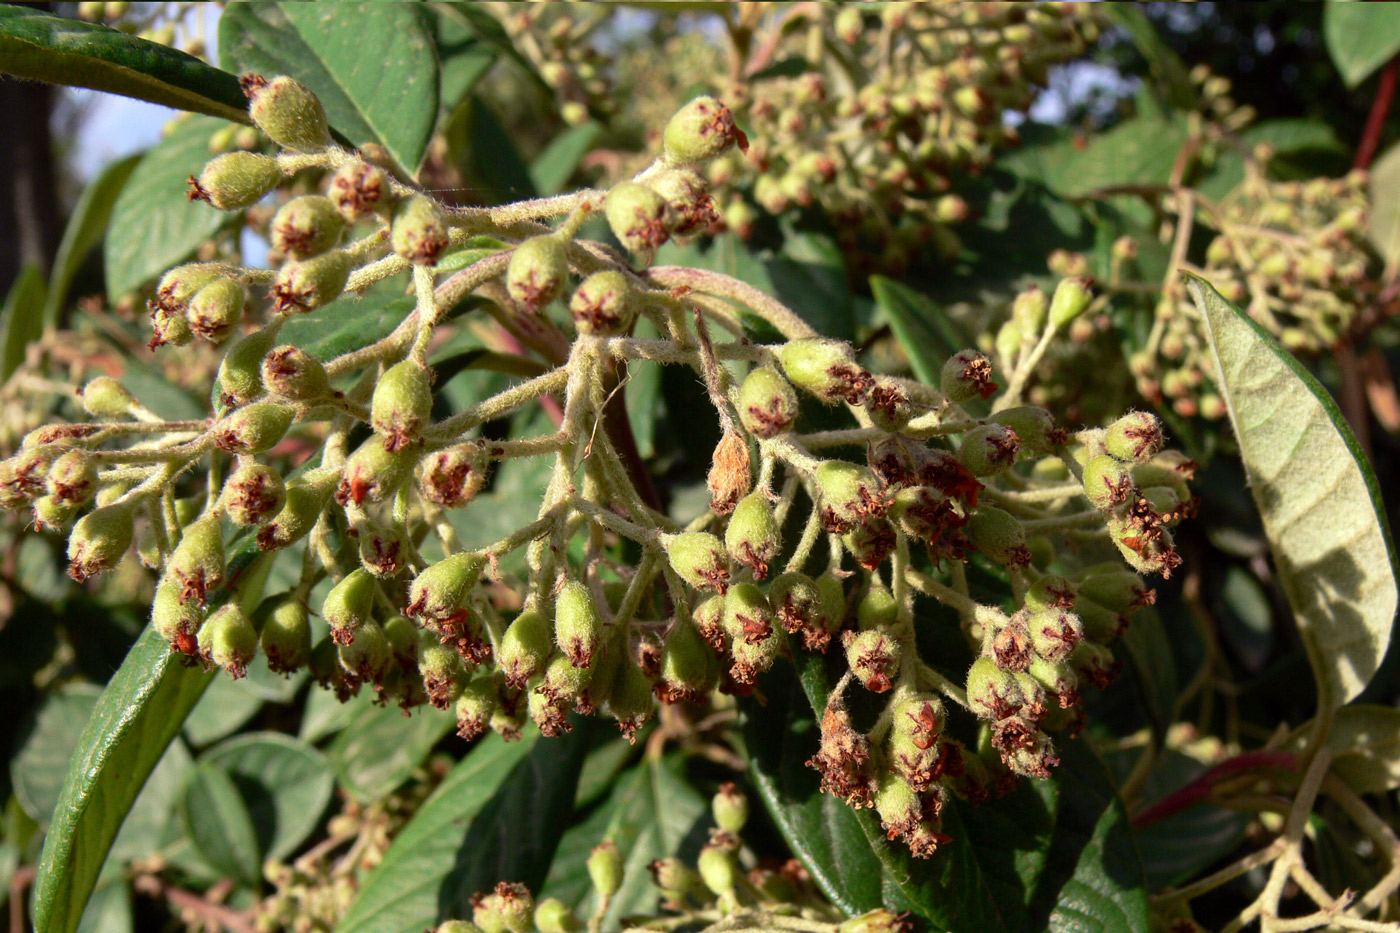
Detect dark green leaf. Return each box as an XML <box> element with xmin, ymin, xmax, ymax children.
<box><xmin>103</xmin><ymin>114</ymin><xmax>235</xmax><ymax>299</ymax></box>
<box><xmin>530</xmin><ymin>122</ymin><xmax>603</xmax><ymax>196</ymax></box>
<box><xmin>280</xmin><ymin>294</ymin><xmax>415</xmax><ymax>362</ymax></box>
<box><xmin>434</xmin><ymin>2</ymin><xmax>546</xmax><ymax>94</ymax></box>
<box><xmin>219</xmin><ymin>2</ymin><xmax>439</xmax><ymax>172</ymax></box>
<box><xmin>452</xmin><ymin>94</ymin><xmax>538</xmax><ymax>203</ymax></box>
<box><xmin>1323</xmin><ymin>3</ymin><xmax>1400</xmax><ymax>88</ymax></box>
<box><xmin>202</xmin><ymin>732</ymin><xmax>334</xmax><ymax>861</ymax></box>
<box><xmin>181</xmin><ymin>761</ymin><xmax>262</xmax><ymax>885</ymax></box>
<box><xmin>1130</xmin><ymin>751</ymin><xmax>1248</xmax><ymax>889</ymax></box>
<box><xmin>869</xmin><ymin>275</ymin><xmax>965</xmax><ymax>385</ymax></box>
<box><xmin>182</xmin><ymin>674</ymin><xmax>264</xmax><ymax>748</ymax></box>
<box><xmin>108</xmin><ymin>739</ymin><xmax>193</xmax><ymax>863</ymax></box>
<box><xmin>44</xmin><ymin>154</ymin><xmax>140</xmax><ymax>329</ymax></box>
<box><xmin>1</xmin><ymin>263</ymin><xmax>47</xmax><ymax>382</ymax></box>
<box><xmin>339</xmin><ymin>726</ymin><xmax>591</xmax><ymax>933</ymax></box>
<box><xmin>1000</xmin><ymin>115</ymin><xmax>1188</xmax><ymax>200</ymax></box>
<box><xmin>429</xmin><ymin>5</ymin><xmax>498</xmax><ymax>113</ymax></box>
<box><xmin>1119</xmin><ymin>608</ymin><xmax>1178</xmax><ymax>736</ymax></box>
<box><xmin>0</xmin><ymin>6</ymin><xmax>246</xmax><ymax>121</ymax></box>
<box><xmin>541</xmin><ymin>755</ymin><xmax>708</xmax><ymax>927</ymax></box>
<box><xmin>1186</xmin><ymin>273</ymin><xmax>1400</xmax><ymax>711</ymax></box>
<box><xmin>329</xmin><ymin>701</ymin><xmax>454</xmax><ymax>804</ymax></box>
<box><xmin>11</xmin><ymin>685</ymin><xmax>102</xmax><ymax>824</ymax></box>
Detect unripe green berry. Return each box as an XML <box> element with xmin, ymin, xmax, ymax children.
<box><xmin>419</xmin><ymin>636</ymin><xmax>469</xmax><ymax>709</ymax></box>
<box><xmin>203</xmin><ymin>603</ymin><xmax>257</xmax><ymax>678</ymax></box>
<box><xmin>474</xmin><ymin>882</ymin><xmax>534</xmax><ymax>933</ymax></box>
<box><xmin>842</xmin><ymin>517</ymin><xmax>897</xmax><ymax>571</ymax></box>
<box><xmin>1107</xmin><ymin>514</ymin><xmax>1181</xmax><ymax>579</ymax></box>
<box><xmin>649</xmin><ymin>857</ymin><xmax>704</xmax><ymax>905</ymax></box>
<box><xmin>258</xmin><ymin>597</ymin><xmax>311</xmax><ymax>674</ymax></box>
<box><xmin>221</xmin><ymin>461</ymin><xmax>285</xmax><ymax>526</ymax></box>
<box><xmin>775</xmin><ymin>338</ymin><xmax>871</xmax><ymax>405</ymax></box>
<box><xmin>721</xmin><ymin>581</ymin><xmax>773</xmax><ymax>643</ymax></box>
<box><xmin>663</xmin><ymin>95</ymin><xmax>740</xmax><ymax>164</ymax></box>
<box><xmin>1048</xmin><ymin>277</ymin><xmax>1092</xmax><ymax>327</ymax></box>
<box><xmin>991</xmin><ymin>406</ymin><xmax>1060</xmax><ymax>455</ymax></box>
<box><xmin>815</xmin><ymin>460</ymin><xmax>885</xmax><ymax>531</ymax></box>
<box><xmin>390</xmin><ymin>194</ymin><xmax>449</xmax><ymax>265</ymax></box>
<box><xmin>336</xmin><ymin>435</ymin><xmax>417</xmax><ymax>506</ymax></box>
<box><xmin>966</xmin><ymin>656</ymin><xmax>1025</xmax><ymax>720</ymax></box>
<box><xmin>994</xmin><ymin>319</ymin><xmax>1023</xmax><ymax>364</ymax></box>
<box><xmin>1027</xmin><ymin>608</ymin><xmax>1084</xmax><ymax>663</ymax></box>
<box><xmin>328</xmin><ymin>159</ymin><xmax>389</xmax><ymax>222</ymax></box>
<box><xmin>737</xmin><ymin>367</ymin><xmax>798</xmax><ymax>438</ymax></box>
<box><xmin>857</xmin><ymin>584</ymin><xmax>898</xmax><ymax>630</ymax></box>
<box><xmin>437</xmin><ymin>923</ymin><xmax>483</xmax><ymax>933</ymax></box>
<box><xmin>769</xmin><ymin>571</ymin><xmax>826</xmax><ymax>647</ymax></box>
<box><xmin>370</xmin><ymin>358</ymin><xmax>433</xmax><ymax>452</ymax></box>
<box><xmin>383</xmin><ymin>613</ymin><xmax>417</xmax><ymax>665</ymax></box>
<box><xmin>356</xmin><ymin>520</ymin><xmax>410</xmax><ymax>577</ymax></box>
<box><xmin>80</xmin><ymin>376</ymin><xmax>133</xmax><ymax>418</ymax></box>
<box><xmin>555</xmin><ymin>580</ymin><xmax>603</xmax><ymax>668</ymax></box>
<box><xmin>1012</xmin><ymin>286</ymin><xmax>1048</xmax><ymax>335</ymax></box>
<box><xmin>604</xmin><ymin>656</ymin><xmax>655</xmax><ymax>739</ymax></box>
<box><xmin>151</xmin><ymin>580</ymin><xmax>204</xmax><ymax>655</ymax></box>
<box><xmin>587</xmin><ymin>841</ymin><xmax>623</xmax><ymax>899</ymax></box>
<box><xmin>648</xmin><ymin>166</ymin><xmax>715</xmax><ymax>235</ymax></box>
<box><xmin>506</xmin><ymin>235</ymin><xmax>568</xmax><ymax>312</ymax></box>
<box><xmin>1079</xmin><ymin>568</ymin><xmax>1154</xmax><ymax>613</ymax></box>
<box><xmin>724</xmin><ymin>491</ymin><xmax>780</xmax><ymax>579</ymax></box>
<box><xmin>406</xmin><ymin>552</ymin><xmax>486</xmax><ymax>625</ymax></box>
<box><xmin>214</xmin><ymin>401</ymin><xmax>294</xmax><ymax>455</ymax></box>
<box><xmin>1082</xmin><ymin>454</ymin><xmax>1137</xmax><ymax>510</ymax></box>
<box><xmin>261</xmin><ymin>344</ymin><xmax>331</xmax><ymax>401</ymax></box>
<box><xmin>32</xmin><ymin>494</ymin><xmax>76</xmax><ymax>532</ymax></box>
<box><xmin>874</xmin><ymin>773</ymin><xmax>922</xmax><ymax>839</ymax></box>
<box><xmin>155</xmin><ymin>262</ymin><xmax>226</xmax><ymax>314</ymax></box>
<box><xmin>1025</xmin><ymin>574</ymin><xmax>1077</xmax><ymax>612</ymax></box>
<box><xmin>941</xmin><ymin>349</ymin><xmax>998</xmax><ymax>403</ymax></box>
<box><xmin>336</xmin><ymin>618</ymin><xmax>389</xmax><ymax>684</ymax></box>
<box><xmin>866</xmin><ymin>376</ymin><xmax>913</xmax><ymax>432</ymax></box>
<box><xmin>1103</xmin><ymin>411</ymin><xmax>1164</xmax><ymax>462</ymax></box>
<box><xmin>569</xmin><ymin>270</ymin><xmax>636</xmax><ymax>335</ymax></box>
<box><xmin>271</xmin><ymin>249</ymin><xmax>352</xmax><ymax>313</ymax></box>
<box><xmin>455</xmin><ymin>676</ymin><xmax>497</xmax><ymax>741</ymax></box>
<box><xmin>711</xmin><ymin>782</ymin><xmax>747</xmax><ymax>834</ymax></box>
<box><xmin>533</xmin><ymin>899</ymin><xmax>581</xmax><ymax>933</ymax></box>
<box><xmin>605</xmin><ymin>181</ymin><xmax>672</xmax><ymax>253</ymax></box>
<box><xmin>66</xmin><ymin>500</ymin><xmax>135</xmax><ymax>582</ymax></box>
<box><xmin>498</xmin><ymin>607</ymin><xmax>550</xmax><ymax>688</ymax></box>
<box><xmin>191</xmin><ymin>151</ymin><xmax>281</xmax><ymax>209</ymax></box>
<box><xmin>217</xmin><ymin>328</ymin><xmax>278</xmax><ymax>407</ymax></box>
<box><xmin>165</xmin><ymin>514</ymin><xmax>225</xmax><ymax>604</ymax></box>
<box><xmin>245</xmin><ymin>74</ymin><xmax>331</xmax><ymax>152</ymax></box>
<box><xmin>419</xmin><ymin>444</ymin><xmax>491</xmax><ymax>508</ymax></box>
<box><xmin>659</xmin><ymin>613</ymin><xmax>717</xmax><ymax>702</ymax></box>
<box><xmin>697</xmin><ymin>843</ymin><xmax>739</xmax><ymax>897</ymax></box>
<box><xmin>322</xmin><ymin>568</ymin><xmax>377</xmax><ymax>645</ymax></box>
<box><xmin>1028</xmin><ymin>656</ymin><xmax>1079</xmax><ymax>700</ymax></box>
<box><xmin>663</xmin><ymin>531</ymin><xmax>731</xmax><ymax>593</ymax></box>
<box><xmin>257</xmin><ymin>470</ymin><xmax>335</xmax><ymax>551</ymax></box>
<box><xmin>46</xmin><ymin>449</ymin><xmax>96</xmax><ymax>506</ymax></box>
<box><xmin>187</xmin><ymin>278</ymin><xmax>246</xmax><ymax>343</ymax></box>
<box><xmin>271</xmin><ymin>194</ymin><xmax>345</xmax><ymax>259</ymax></box>
<box><xmin>957</xmin><ymin>423</ymin><xmax>1021</xmax><ymax>476</ymax></box>
<box><xmin>966</xmin><ymin>505</ymin><xmax>1031</xmax><ymax>567</ymax></box>
<box><xmin>844</xmin><ymin>627</ymin><xmax>899</xmax><ymax>692</ymax></box>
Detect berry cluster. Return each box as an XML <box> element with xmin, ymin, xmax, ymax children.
<box><xmin>0</xmin><ymin>79</ymin><xmax>1189</xmax><ymax>861</ymax></box>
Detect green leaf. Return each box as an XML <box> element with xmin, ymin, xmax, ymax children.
<box><xmin>219</xmin><ymin>2</ymin><xmax>439</xmax><ymax>173</ymax></box>
<box><xmin>1313</xmin><ymin>705</ymin><xmax>1400</xmax><ymax>794</ymax></box>
<box><xmin>44</xmin><ymin>153</ymin><xmax>140</xmax><ymax>329</ymax></box>
<box><xmin>201</xmin><ymin>732</ymin><xmax>334</xmax><ymax>861</ymax></box>
<box><xmin>1000</xmin><ymin>115</ymin><xmax>1189</xmax><ymax>200</ymax></box>
<box><xmin>1324</xmin><ymin>2</ymin><xmax>1400</xmax><ymax>88</ymax></box>
<box><xmin>869</xmin><ymin>275</ymin><xmax>965</xmax><ymax>385</ymax></box>
<box><xmin>181</xmin><ymin>761</ymin><xmax>262</xmax><ymax>885</ymax></box>
<box><xmin>1186</xmin><ymin>273</ymin><xmax>1400</xmax><ymax>711</ymax></box>
<box><xmin>530</xmin><ymin>122</ymin><xmax>603</xmax><ymax>196</ymax></box>
<box><xmin>31</xmin><ymin>628</ymin><xmax>214</xmax><ymax>933</ymax></box>
<box><xmin>1119</xmin><ymin>608</ymin><xmax>1178</xmax><ymax>736</ymax></box>
<box><xmin>103</xmin><ymin>114</ymin><xmax>235</xmax><ymax>300</ymax></box>
<box><xmin>1130</xmin><ymin>751</ymin><xmax>1248</xmax><ymax>889</ymax></box>
<box><xmin>182</xmin><ymin>674</ymin><xmax>264</xmax><ymax>747</ymax></box>
<box><xmin>1</xmin><ymin>263</ymin><xmax>47</xmax><ymax>382</ymax></box>
<box><xmin>339</xmin><ymin>726</ymin><xmax>591</xmax><ymax>933</ymax></box>
<box><xmin>75</xmin><ymin>876</ymin><xmax>132</xmax><ymax>933</ymax></box>
<box><xmin>329</xmin><ymin>701</ymin><xmax>454</xmax><ymax>804</ymax></box>
<box><xmin>453</xmin><ymin>93</ymin><xmax>539</xmax><ymax>203</ymax></box>
<box><xmin>1367</xmin><ymin>142</ymin><xmax>1400</xmax><ymax>270</ymax></box>
<box><xmin>1200</xmin><ymin>120</ymin><xmax>1348</xmax><ymax>202</ymax></box>
<box><xmin>1095</xmin><ymin>5</ymin><xmax>1195</xmax><ymax>110</ymax></box>
<box><xmin>541</xmin><ymin>756</ymin><xmax>708</xmax><ymax>928</ymax></box>
<box><xmin>0</xmin><ymin>6</ymin><xmax>247</xmax><ymax>122</ymax></box>
<box><xmin>11</xmin><ymin>685</ymin><xmax>102</xmax><ymax>824</ymax></box>
<box><xmin>428</xmin><ymin>4</ymin><xmax>498</xmax><ymax>113</ymax></box>
<box><xmin>280</xmin><ymin>294</ymin><xmax>415</xmax><ymax>362</ymax></box>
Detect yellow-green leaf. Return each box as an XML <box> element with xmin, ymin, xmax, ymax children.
<box><xmin>1186</xmin><ymin>273</ymin><xmax>1399</xmax><ymax>712</ymax></box>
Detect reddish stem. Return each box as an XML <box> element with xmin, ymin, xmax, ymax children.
<box><xmin>1130</xmin><ymin>750</ymin><xmax>1299</xmax><ymax>829</ymax></box>
<box><xmin>1355</xmin><ymin>55</ymin><xmax>1398</xmax><ymax>171</ymax></box>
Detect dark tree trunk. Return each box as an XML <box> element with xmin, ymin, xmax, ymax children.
<box><xmin>0</xmin><ymin>16</ymin><xmax>63</xmax><ymax>294</ymax></box>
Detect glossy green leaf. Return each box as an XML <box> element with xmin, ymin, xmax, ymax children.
<box><xmin>1367</xmin><ymin>142</ymin><xmax>1400</xmax><ymax>270</ymax></box>
<box><xmin>1324</xmin><ymin>2</ymin><xmax>1400</xmax><ymax>88</ymax></box>
<box><xmin>181</xmin><ymin>762</ymin><xmax>262</xmax><ymax>885</ymax></box>
<box><xmin>11</xmin><ymin>685</ymin><xmax>102</xmax><ymax>824</ymax></box>
<box><xmin>44</xmin><ymin>153</ymin><xmax>140</xmax><ymax>329</ymax></box>
<box><xmin>329</xmin><ymin>701</ymin><xmax>454</xmax><ymax>804</ymax></box>
<box><xmin>339</xmin><ymin>726</ymin><xmax>591</xmax><ymax>933</ymax></box>
<box><xmin>747</xmin><ymin>657</ymin><xmax>1147</xmax><ymax>931</ymax></box>
<box><xmin>1</xmin><ymin>263</ymin><xmax>47</xmax><ymax>383</ymax></box>
<box><xmin>202</xmin><ymin>732</ymin><xmax>334</xmax><ymax>860</ymax></box>
<box><xmin>103</xmin><ymin>114</ymin><xmax>235</xmax><ymax>300</ymax></box>
<box><xmin>1186</xmin><ymin>273</ymin><xmax>1400</xmax><ymax>711</ymax></box>
<box><xmin>530</xmin><ymin>121</ymin><xmax>603</xmax><ymax>196</ymax></box>
<box><xmin>541</xmin><ymin>755</ymin><xmax>708</xmax><ymax>928</ymax></box>
<box><xmin>220</xmin><ymin>2</ymin><xmax>440</xmax><ymax>173</ymax></box>
<box><xmin>870</xmin><ymin>275</ymin><xmax>965</xmax><ymax>385</ymax></box>
<box><xmin>0</xmin><ymin>6</ymin><xmax>247</xmax><ymax>121</ymax></box>
<box><xmin>31</xmin><ymin>628</ymin><xmax>214</xmax><ymax>933</ymax></box>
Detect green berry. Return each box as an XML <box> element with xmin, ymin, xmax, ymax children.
<box><xmin>697</xmin><ymin>843</ymin><xmax>739</xmax><ymax>897</ymax></box>
<box><xmin>1078</xmin><ymin>567</ymin><xmax>1154</xmax><ymax>612</ymax></box>
<box><xmin>220</xmin><ymin>462</ymin><xmax>284</xmax><ymax>526</ymax></box>
<box><xmin>79</xmin><ymin>376</ymin><xmax>133</xmax><ymax>418</ymax></box>
<box><xmin>1103</xmin><ymin>411</ymin><xmax>1164</xmax><ymax>462</ymax></box>
<box><xmin>737</xmin><ymin>367</ymin><xmax>798</xmax><ymax>438</ymax></box>
<box><xmin>322</xmin><ymin>568</ymin><xmax>377</xmax><ymax>645</ymax></box>
<box><xmin>338</xmin><ymin>619</ymin><xmax>391</xmax><ymax>683</ymax></box>
<box><xmin>605</xmin><ymin>181</ymin><xmax>672</xmax><ymax>253</ymax></box>
<box><xmin>217</xmin><ymin>328</ymin><xmax>278</xmax><ymax>407</ymax></box>
<box><xmin>815</xmin><ymin>460</ymin><xmax>885</xmax><ymax>531</ymax></box>
<box><xmin>533</xmin><ymin>899</ymin><xmax>582</xmax><ymax>933</ymax></box>
<box><xmin>965</xmin><ymin>505</ymin><xmax>1030</xmax><ymax>567</ymax></box>
<box><xmin>271</xmin><ymin>249</ymin><xmax>352</xmax><ymax>313</ymax></box>
<box><xmin>506</xmin><ymin>235</ymin><xmax>568</xmax><ymax>312</ymax></box>
<box><xmin>1024</xmin><ymin>573</ymin><xmax>1077</xmax><ymax>612</ymax></box>
<box><xmin>1082</xmin><ymin>454</ymin><xmax>1137</xmax><ymax>510</ymax></box>
<box><xmin>190</xmin><ymin>151</ymin><xmax>281</xmax><ymax>210</ymax></box>
<box><xmin>245</xmin><ymin>74</ymin><xmax>331</xmax><ymax>152</ymax></box>
<box><xmin>498</xmin><ymin>607</ymin><xmax>550</xmax><ymax>687</ymax></box>
<box><xmin>46</xmin><ymin>449</ymin><xmax>96</xmax><ymax>506</ymax></box>
<box><xmin>1048</xmin><ymin>277</ymin><xmax>1092</xmax><ymax>327</ymax></box>
<box><xmin>418</xmin><ymin>444</ymin><xmax>491</xmax><ymax>508</ymax></box>
<box><xmin>328</xmin><ymin>159</ymin><xmax>389</xmax><ymax>222</ymax></box>
<box><xmin>455</xmin><ymin>676</ymin><xmax>497</xmax><ymax>740</ymax></box>
<box><xmin>663</xmin><ymin>531</ymin><xmax>731</xmax><ymax>593</ymax></box>
<box><xmin>1027</xmin><ymin>608</ymin><xmax>1083</xmax><ymax>663</ymax></box>
<box><xmin>555</xmin><ymin>580</ymin><xmax>603</xmax><ymax>668</ymax></box>
<box><xmin>857</xmin><ymin>584</ymin><xmax>898</xmax><ymax>630</ymax></box>
<box><xmin>151</xmin><ymin>580</ymin><xmax>204</xmax><ymax>655</ymax></box>
<box><xmin>257</xmin><ymin>470</ymin><xmax>335</xmax><ymax>551</ymax></box>
<box><xmin>390</xmin><ymin>194</ymin><xmax>449</xmax><ymax>265</ymax></box>
<box><xmin>258</xmin><ymin>597</ymin><xmax>311</xmax><ymax>674</ymax></box>
<box><xmin>775</xmin><ymin>338</ymin><xmax>871</xmax><ymax>405</ymax></box>
<box><xmin>991</xmin><ymin>406</ymin><xmax>1060</xmax><ymax>455</ymax></box>
<box><xmin>712</xmin><ymin>782</ymin><xmax>748</xmax><ymax>834</ymax></box>
<box><xmin>271</xmin><ymin>194</ymin><xmax>345</xmax><ymax>259</ymax></box>
<box><xmin>659</xmin><ymin>612</ymin><xmax>717</xmax><ymax>702</ymax></box>
<box><xmin>844</xmin><ymin>627</ymin><xmax>899</xmax><ymax>692</ymax></box>
<box><xmin>587</xmin><ymin>842</ymin><xmax>622</xmax><ymax>899</ymax></box>
<box><xmin>569</xmin><ymin>270</ymin><xmax>636</xmax><ymax>335</ymax></box>
<box><xmin>406</xmin><ymin>552</ymin><xmax>486</xmax><ymax>626</ymax></box>
<box><xmin>663</xmin><ymin>95</ymin><xmax>740</xmax><ymax>164</ymax></box>
<box><xmin>65</xmin><ymin>501</ymin><xmax>135</xmax><ymax>582</ymax></box>
<box><xmin>957</xmin><ymin>423</ymin><xmax>1021</xmax><ymax>476</ymax></box>
<box><xmin>941</xmin><ymin>349</ymin><xmax>997</xmax><ymax>403</ymax></box>
<box><xmin>604</xmin><ymin>658</ymin><xmax>655</xmax><ymax>740</ymax></box>
<box><xmin>724</xmin><ymin>491</ymin><xmax>780</xmax><ymax>579</ymax></box>
<box><xmin>419</xmin><ymin>634</ymin><xmax>469</xmax><ymax>709</ymax></box>
<box><xmin>1011</xmin><ymin>285</ymin><xmax>1048</xmax><ymax>335</ymax></box>
<box><xmin>371</xmin><ymin>358</ymin><xmax>433</xmax><ymax>451</ymax></box>
<box><xmin>214</xmin><ymin>401</ymin><xmax>294</xmax><ymax>455</ymax></box>
<box><xmin>202</xmin><ymin>603</ymin><xmax>258</xmax><ymax>677</ymax></box>
<box><xmin>186</xmin><ymin>278</ymin><xmax>246</xmax><ymax>343</ymax></box>
<box><xmin>261</xmin><ymin>344</ymin><xmax>331</xmax><ymax>401</ymax></box>
<box><xmin>165</xmin><ymin>514</ymin><xmax>225</xmax><ymax>604</ymax></box>
<box><xmin>356</xmin><ymin>520</ymin><xmax>410</xmax><ymax>577</ymax></box>
<box><xmin>866</xmin><ymin>376</ymin><xmax>913</xmax><ymax>432</ymax></box>
<box><xmin>873</xmin><ymin>773</ymin><xmax>922</xmax><ymax>840</ymax></box>
<box><xmin>336</xmin><ymin>435</ymin><xmax>417</xmax><ymax>506</ymax></box>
